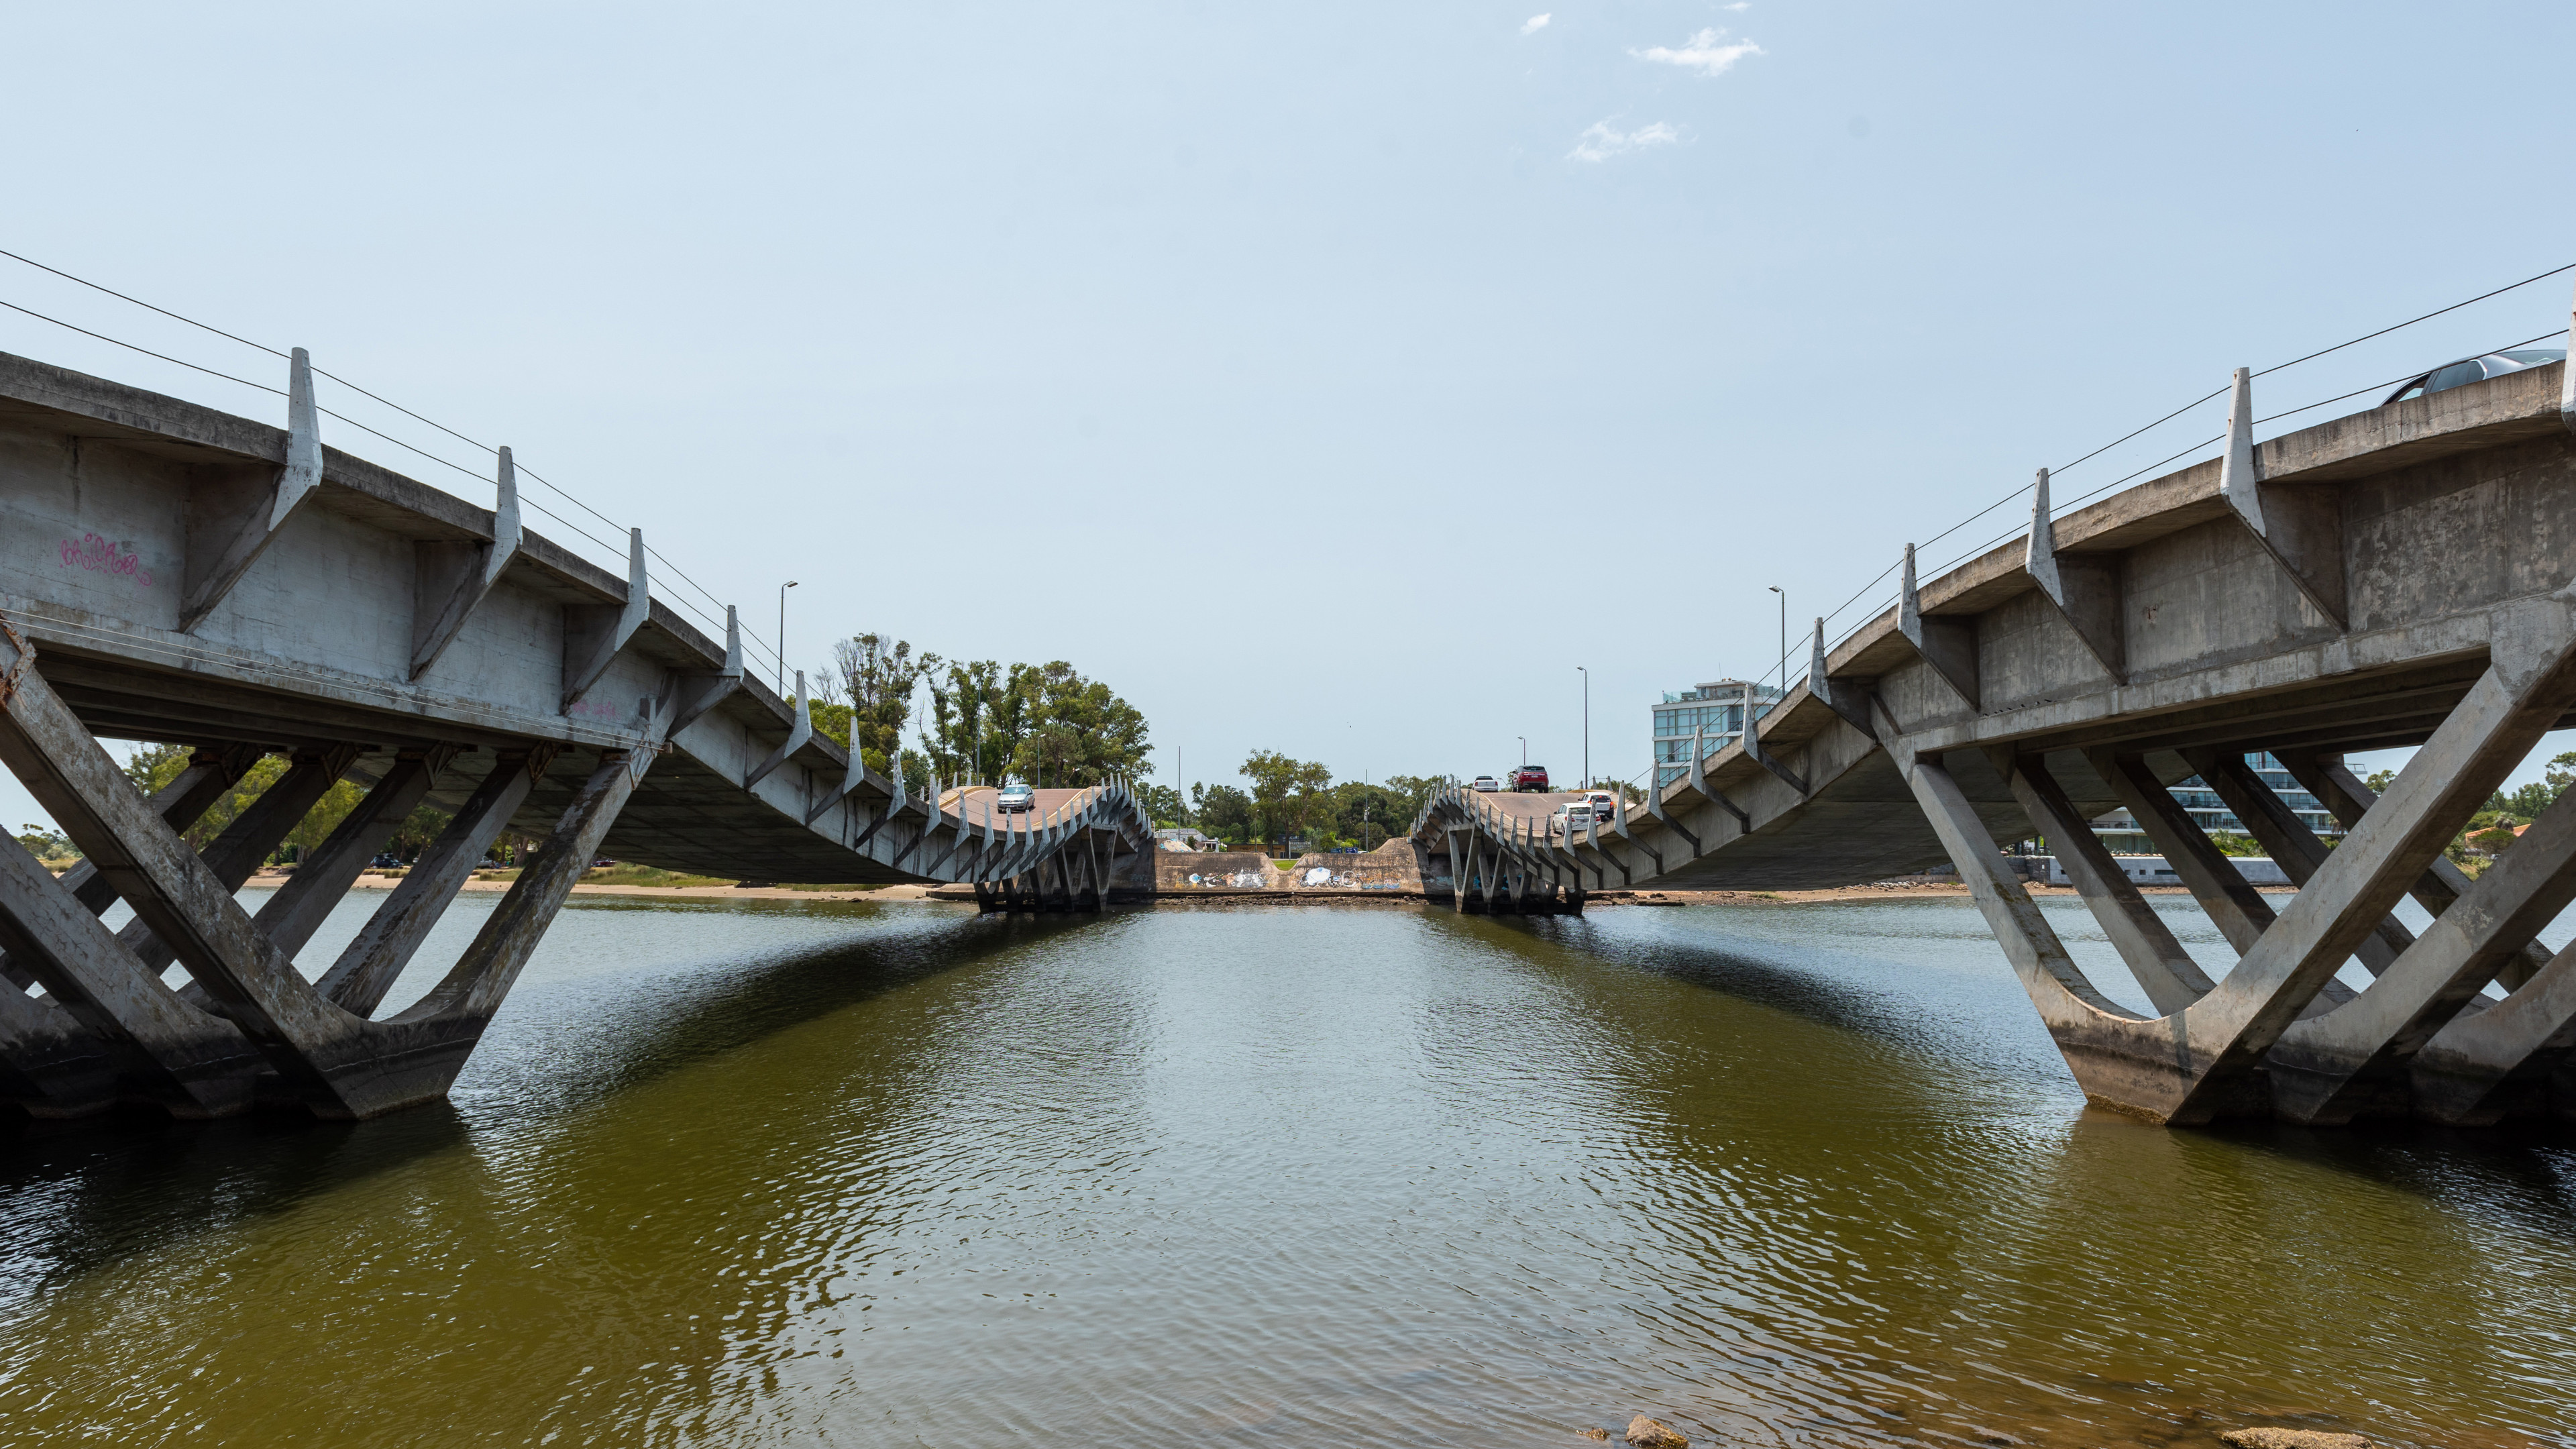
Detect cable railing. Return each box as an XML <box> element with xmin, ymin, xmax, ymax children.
<box><xmin>1779</xmin><ymin>264</ymin><xmax>2576</xmax><ymax>703</ymax></box>
<box><xmin>0</xmin><ymin>250</ymin><xmax>794</xmax><ymax>686</ymax></box>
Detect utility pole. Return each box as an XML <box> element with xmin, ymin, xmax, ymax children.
<box><xmin>777</xmin><ymin>580</ymin><xmax>798</xmax><ymax>696</ymax></box>
<box><xmin>1768</xmin><ymin>584</ymin><xmax>1785</xmax><ymax>695</ymax></box>
<box><xmin>1577</xmin><ymin>665</ymin><xmax>1589</xmax><ymax>789</ymax></box>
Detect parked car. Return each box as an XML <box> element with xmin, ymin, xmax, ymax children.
<box><xmin>1511</xmin><ymin>764</ymin><xmax>1550</xmax><ymax>792</ymax></box>
<box><xmin>369</xmin><ymin>853</ymin><xmax>403</xmax><ymax>869</ymax></box>
<box><xmin>2383</xmin><ymin>348</ymin><xmax>2565</xmax><ymax>406</ymax></box>
<box><xmin>996</xmin><ymin>782</ymin><xmax>1036</xmax><ymax>813</ymax></box>
<box><xmin>1587</xmin><ymin>791</ymin><xmax>1619</xmax><ymax>824</ymax></box>
<box><xmin>1470</xmin><ymin>775</ymin><xmax>1501</xmax><ymax>792</ymax></box>
<box><xmin>1551</xmin><ymin>801</ymin><xmax>1594</xmax><ymax>836</ymax></box>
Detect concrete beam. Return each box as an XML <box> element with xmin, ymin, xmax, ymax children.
<box><xmin>2263</xmin><ymin>775</ymin><xmax>2576</xmax><ymax>1124</ymax></box>
<box><xmin>2002</xmin><ymin>750</ymin><xmax>2215</xmax><ymax>1016</ymax></box>
<box><xmin>745</xmin><ymin>671</ymin><xmax>812</xmax><ymax>789</ymax></box>
<box><xmin>2277</xmin><ymin>749</ymin><xmax>2553</xmax><ymax>991</ymax></box>
<box><xmin>561</xmin><ymin>527</ymin><xmax>650</xmax><ymax>713</ymax></box>
<box><xmin>1897</xmin><ymin>543</ymin><xmax>1980</xmax><ymax>710</ymax></box>
<box><xmin>411</xmin><ymin>445</ymin><xmax>523</xmax><ymax>680</ymax></box>
<box><xmin>179</xmin><ymin>347</ymin><xmax>323</xmax><ymax>632</ymax></box>
<box><xmin>315</xmin><ymin>755</ymin><xmax>534</xmax><ymax>1018</ymax></box>
<box><xmin>2218</xmin><ymin>368</ymin><xmax>2348</xmax><ymax>629</ymax></box>
<box><xmin>2025</xmin><ymin>468</ymin><xmax>2126</xmax><ymax>683</ymax></box>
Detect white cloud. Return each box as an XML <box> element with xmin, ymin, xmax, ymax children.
<box><xmin>1521</xmin><ymin>13</ymin><xmax>1550</xmax><ymax>34</ymax></box>
<box><xmin>1631</xmin><ymin>27</ymin><xmax>1764</xmax><ymax>76</ymax></box>
<box><xmin>1568</xmin><ymin>119</ymin><xmax>1681</xmax><ymax>162</ymax></box>
<box><xmin>1721</xmin><ymin>2</ymin><xmax>1751</xmax><ymax>10</ymax></box>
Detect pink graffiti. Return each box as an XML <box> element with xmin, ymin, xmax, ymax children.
<box><xmin>58</xmin><ymin>534</ymin><xmax>153</xmax><ymax>588</ymax></box>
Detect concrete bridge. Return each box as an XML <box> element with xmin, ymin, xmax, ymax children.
<box><xmin>0</xmin><ymin>350</ymin><xmax>1153</xmax><ymax>1123</ymax></box>
<box><xmin>1416</xmin><ymin>339</ymin><xmax>2576</xmax><ymax>1128</ymax></box>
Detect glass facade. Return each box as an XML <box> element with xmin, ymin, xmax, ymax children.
<box><xmin>2088</xmin><ymin>752</ymin><xmax>2341</xmax><ymax>852</ymax></box>
<box><xmin>1646</xmin><ymin>669</ymin><xmax>2337</xmax><ymax>855</ymax></box>
<box><xmin>1651</xmin><ymin>679</ymin><xmax>1780</xmax><ymax>788</ymax></box>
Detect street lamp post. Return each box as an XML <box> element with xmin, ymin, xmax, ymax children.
<box><xmin>1767</xmin><ymin>585</ymin><xmax>1785</xmax><ymax>694</ymax></box>
<box><xmin>1577</xmin><ymin>665</ymin><xmax>1588</xmax><ymax>790</ymax></box>
<box><xmin>777</xmin><ymin>580</ymin><xmax>799</xmax><ymax>696</ymax></box>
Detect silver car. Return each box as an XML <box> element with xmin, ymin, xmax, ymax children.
<box><xmin>996</xmin><ymin>782</ymin><xmax>1036</xmax><ymax>813</ymax></box>
<box><xmin>2383</xmin><ymin>348</ymin><xmax>2564</xmax><ymax>406</ymax></box>
<box><xmin>1470</xmin><ymin>775</ymin><xmax>1501</xmax><ymax>792</ymax></box>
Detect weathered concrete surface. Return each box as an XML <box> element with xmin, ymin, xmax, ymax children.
<box><xmin>0</xmin><ymin>350</ymin><xmax>1154</xmax><ymax>1121</ymax></box>
<box><xmin>1410</xmin><ymin>360</ymin><xmax>2576</xmax><ymax>1123</ymax></box>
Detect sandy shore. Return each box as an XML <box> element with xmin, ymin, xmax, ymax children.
<box><xmin>245</xmin><ymin>869</ymin><xmax>947</xmax><ymax>904</ymax></box>
<box><xmin>238</xmin><ymin>871</ymin><xmax>2285</xmax><ymax>908</ymax></box>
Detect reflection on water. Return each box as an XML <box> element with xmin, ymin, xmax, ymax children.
<box><xmin>1</xmin><ymin>895</ymin><xmax>2570</xmax><ymax>1448</ymax></box>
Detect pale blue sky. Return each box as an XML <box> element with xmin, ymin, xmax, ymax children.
<box><xmin>5</xmin><ymin>1</ymin><xmax>2574</xmax><ymax>831</ymax></box>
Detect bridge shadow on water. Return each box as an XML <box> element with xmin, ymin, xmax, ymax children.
<box><xmin>1439</xmin><ymin>904</ymin><xmax>2576</xmax><ymax>1232</ymax></box>
<box><xmin>0</xmin><ymin>900</ymin><xmax>1104</xmax><ymax>1295</ymax></box>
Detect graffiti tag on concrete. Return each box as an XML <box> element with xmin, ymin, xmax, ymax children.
<box><xmin>58</xmin><ymin>534</ymin><xmax>152</xmax><ymax>588</ymax></box>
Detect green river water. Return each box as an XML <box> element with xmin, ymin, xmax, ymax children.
<box><xmin>0</xmin><ymin>894</ymin><xmax>2569</xmax><ymax>1447</ymax></box>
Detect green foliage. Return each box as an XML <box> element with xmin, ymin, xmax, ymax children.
<box><xmin>2206</xmin><ymin>831</ymin><xmax>2265</xmax><ymax>858</ymax></box>
<box><xmin>827</xmin><ymin>634</ymin><xmax>942</xmax><ymax>769</ymax></box>
<box><xmin>15</xmin><ymin>823</ymin><xmax>76</xmax><ymax>863</ymax></box>
<box><xmin>1138</xmin><ymin>782</ymin><xmax>1187</xmax><ymax>827</ymax></box>
<box><xmin>1380</xmin><ymin>774</ymin><xmax>1454</xmax><ymax>828</ymax></box>
<box><xmin>1329</xmin><ymin>782</ymin><xmax>1402</xmax><ymax>841</ymax></box>
<box><xmin>1189</xmin><ymin>783</ymin><xmax>1255</xmax><ymax>844</ymax></box>
<box><xmin>920</xmin><ymin>657</ymin><xmax>1151</xmax><ymax>789</ymax></box>
<box><xmin>1242</xmin><ymin>750</ymin><xmax>1333</xmax><ymax>845</ymax></box>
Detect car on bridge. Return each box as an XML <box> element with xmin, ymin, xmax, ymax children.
<box><xmin>1550</xmin><ymin>800</ymin><xmax>1594</xmax><ymax>836</ymax></box>
<box><xmin>2383</xmin><ymin>347</ymin><xmax>2565</xmax><ymax>406</ymax></box>
<box><xmin>1470</xmin><ymin>775</ymin><xmax>1501</xmax><ymax>792</ymax></box>
<box><xmin>1511</xmin><ymin>765</ymin><xmax>1550</xmax><ymax>792</ymax></box>
<box><xmin>1587</xmin><ymin>790</ymin><xmax>1620</xmax><ymax>824</ymax></box>
<box><xmin>996</xmin><ymin>782</ymin><xmax>1036</xmax><ymax>813</ymax></box>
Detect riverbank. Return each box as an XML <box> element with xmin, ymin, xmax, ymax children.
<box><xmin>244</xmin><ymin>868</ymin><xmax>941</xmax><ymax>904</ymax></box>
<box><xmin>239</xmin><ymin>869</ymin><xmax>2279</xmax><ymax>908</ymax></box>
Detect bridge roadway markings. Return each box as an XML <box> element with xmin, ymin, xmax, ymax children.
<box><xmin>0</xmin><ymin>347</ymin><xmax>1153</xmax><ymax>1123</ymax></box>
<box><xmin>1406</xmin><ymin>348</ymin><xmax>2576</xmax><ymax>1128</ymax></box>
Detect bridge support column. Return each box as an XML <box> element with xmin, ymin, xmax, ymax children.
<box><xmin>2000</xmin><ymin>751</ymin><xmax>2216</xmax><ymax>1016</ymax></box>
<box><xmin>1898</xmin><ymin>594</ymin><xmax>2576</xmax><ymax>1124</ymax></box>
<box><xmin>2280</xmin><ymin>755</ymin><xmax>2576</xmax><ymax>1124</ymax></box>
<box><xmin>0</xmin><ymin>745</ymin><xmax>256</xmax><ymax>1118</ymax></box>
<box><xmin>313</xmin><ymin>755</ymin><xmax>534</xmax><ymax>1018</ymax></box>
<box><xmin>2260</xmin><ymin>776</ymin><xmax>2576</xmax><ymax>1124</ymax></box>
<box><xmin>0</xmin><ymin>623</ymin><xmax>665</xmax><ymax>1121</ymax></box>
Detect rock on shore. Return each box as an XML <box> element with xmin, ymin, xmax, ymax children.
<box><xmin>2219</xmin><ymin>1430</ymin><xmax>2369</xmax><ymax>1449</ymax></box>
<box><xmin>1625</xmin><ymin>1415</ymin><xmax>1688</xmax><ymax>1448</ymax></box>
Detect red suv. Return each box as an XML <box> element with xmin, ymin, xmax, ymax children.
<box><xmin>1511</xmin><ymin>764</ymin><xmax>1550</xmax><ymax>792</ymax></box>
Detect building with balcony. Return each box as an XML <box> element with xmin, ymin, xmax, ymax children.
<box><xmin>1652</xmin><ymin>678</ymin><xmax>1782</xmax><ymax>789</ymax></box>
<box><xmin>2086</xmin><ymin>753</ymin><xmax>2341</xmax><ymax>852</ymax></box>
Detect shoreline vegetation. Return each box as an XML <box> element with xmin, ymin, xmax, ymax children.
<box><xmin>205</xmin><ymin>867</ymin><xmax>2290</xmax><ymax>909</ymax></box>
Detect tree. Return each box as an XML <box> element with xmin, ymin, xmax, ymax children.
<box><xmin>15</xmin><ymin>823</ymin><xmax>75</xmax><ymax>863</ymax></box>
<box><xmin>1012</xmin><ymin>661</ymin><xmax>1151</xmax><ymax>788</ymax></box>
<box><xmin>1332</xmin><ymin>782</ymin><xmax>1403</xmax><ymax>846</ymax></box>
<box><xmin>1190</xmin><ymin>784</ymin><xmax>1254</xmax><ymax>845</ymax></box>
<box><xmin>1241</xmin><ymin>750</ymin><xmax>1332</xmax><ymax>845</ymax></box>
<box><xmin>1381</xmin><ymin>774</ymin><xmax>1454</xmax><ymax>828</ymax></box>
<box><xmin>1138</xmin><ymin>783</ymin><xmax>1187</xmax><ymax>827</ymax></box>
<box><xmin>828</xmin><ymin>633</ymin><xmax>942</xmax><ymax>778</ymax></box>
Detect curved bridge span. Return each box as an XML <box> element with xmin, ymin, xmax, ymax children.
<box><xmin>0</xmin><ymin>351</ymin><xmax>1150</xmax><ymax>1122</ymax></box>
<box><xmin>1416</xmin><ymin>354</ymin><xmax>2576</xmax><ymax>1128</ymax></box>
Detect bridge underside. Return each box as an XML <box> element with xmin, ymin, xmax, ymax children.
<box><xmin>1419</xmin><ymin>356</ymin><xmax>2576</xmax><ymax>1129</ymax></box>
<box><xmin>0</xmin><ymin>350</ymin><xmax>1153</xmax><ymax>1126</ymax></box>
